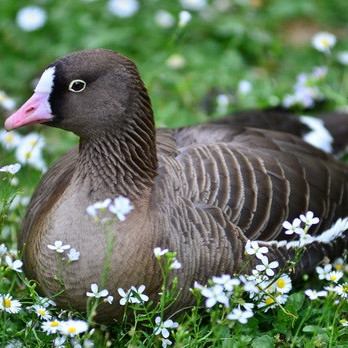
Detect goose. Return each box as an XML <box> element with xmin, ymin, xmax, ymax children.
<box><xmin>4</xmin><ymin>49</ymin><xmax>348</xmax><ymax>323</ymax></box>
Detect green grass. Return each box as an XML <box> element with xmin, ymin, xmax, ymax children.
<box><xmin>1</xmin><ymin>0</ymin><xmax>348</xmax><ymax>346</ymax></box>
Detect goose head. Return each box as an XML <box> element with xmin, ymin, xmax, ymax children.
<box><xmin>5</xmin><ymin>49</ymin><xmax>154</xmax><ymax>140</ymax></box>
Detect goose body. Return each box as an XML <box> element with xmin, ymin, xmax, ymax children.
<box><xmin>5</xmin><ymin>49</ymin><xmax>348</xmax><ymax>322</ymax></box>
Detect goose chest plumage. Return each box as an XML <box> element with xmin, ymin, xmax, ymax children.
<box><xmin>5</xmin><ymin>49</ymin><xmax>348</xmax><ymax>322</ymax></box>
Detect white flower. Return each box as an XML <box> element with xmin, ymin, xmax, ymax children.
<box><xmin>245</xmin><ymin>240</ymin><xmax>268</xmax><ymax>260</ymax></box>
<box><xmin>86</xmin><ymin>283</ymin><xmax>109</xmax><ymax>298</ymax></box>
<box><xmin>167</xmin><ymin>54</ymin><xmax>186</xmax><ymax>69</ymax></box>
<box><xmin>130</xmin><ymin>285</ymin><xmax>149</xmax><ymax>303</ymax></box>
<box><xmin>162</xmin><ymin>339</ymin><xmax>173</xmax><ymax>348</ymax></box>
<box><xmin>155</xmin><ymin>10</ymin><xmax>175</xmax><ymax>28</ymax></box>
<box><xmin>282</xmin><ymin>218</ymin><xmax>303</xmax><ymax>235</ymax></box>
<box><xmin>337</xmin><ymin>51</ymin><xmax>348</xmax><ymax>65</ymax></box>
<box><xmin>54</xmin><ymin>336</ymin><xmax>66</xmax><ymax>348</ymax></box>
<box><xmin>298</xmin><ymin>232</ymin><xmax>315</xmax><ymax>247</ymax></box>
<box><xmin>334</xmin><ymin>283</ymin><xmax>348</xmax><ymax>298</ymax></box>
<box><xmin>332</xmin><ymin>257</ymin><xmax>344</xmax><ymax>272</ymax></box>
<box><xmin>41</xmin><ymin>319</ymin><xmax>61</xmax><ymax>334</ymax></box>
<box><xmin>47</xmin><ymin>241</ymin><xmax>70</xmax><ymax>253</ymax></box>
<box><xmin>169</xmin><ymin>259</ymin><xmax>182</xmax><ymax>270</ymax></box>
<box><xmin>212</xmin><ymin>274</ymin><xmax>240</xmax><ymax>292</ymax></box>
<box><xmin>5</xmin><ymin>255</ymin><xmax>23</xmax><ymax>273</ymax></box>
<box><xmin>227</xmin><ymin>308</ymin><xmax>253</xmax><ymax>324</ymax></box>
<box><xmin>15</xmin><ymin>136</ymin><xmax>46</xmax><ymax>171</ymax></box>
<box><xmin>274</xmin><ymin>274</ymin><xmax>292</xmax><ymax>294</ymax></box>
<box><xmin>104</xmin><ymin>295</ymin><xmax>114</xmax><ymax>304</ymax></box>
<box><xmin>154</xmin><ymin>316</ymin><xmax>178</xmax><ymax>339</ymax></box>
<box><xmin>255</xmin><ymin>257</ymin><xmax>279</xmax><ymax>277</ymax></box>
<box><xmin>311</xmin><ymin>32</ymin><xmax>336</xmax><ymax>54</ymax></box>
<box><xmin>178</xmin><ymin>11</ymin><xmax>192</xmax><ymax>27</ymax></box>
<box><xmin>0</xmin><ymin>294</ymin><xmax>22</xmax><ymax>314</ymax></box>
<box><xmin>16</xmin><ymin>6</ymin><xmax>47</xmax><ymax>31</ymax></box>
<box><xmin>86</xmin><ymin>198</ymin><xmax>111</xmax><ymax>219</ymax></box>
<box><xmin>316</xmin><ymin>264</ymin><xmax>332</xmax><ymax>280</ymax></box>
<box><xmin>58</xmin><ymin>319</ymin><xmax>88</xmax><ymax>337</ymax></box>
<box><xmin>33</xmin><ymin>304</ymin><xmax>51</xmax><ymax>320</ymax></box>
<box><xmin>179</xmin><ymin>0</ymin><xmax>207</xmax><ymax>11</ymax></box>
<box><xmin>201</xmin><ymin>284</ymin><xmax>229</xmax><ymax>308</ymax></box>
<box><xmin>304</xmin><ymin>289</ymin><xmax>328</xmax><ymax>300</ymax></box>
<box><xmin>0</xmin><ymin>91</ymin><xmax>16</xmax><ymax>110</ymax></box>
<box><xmin>299</xmin><ymin>211</ymin><xmax>320</xmax><ymax>226</ymax></box>
<box><xmin>108</xmin><ymin>0</ymin><xmax>139</xmax><ymax>18</ymax></box>
<box><xmin>326</xmin><ymin>271</ymin><xmax>343</xmax><ymax>283</ymax></box>
<box><xmin>237</xmin><ymin>80</ymin><xmax>252</xmax><ymax>95</ymax></box>
<box><xmin>0</xmin><ymin>163</ymin><xmax>21</xmax><ymax>175</ymax></box>
<box><xmin>67</xmin><ymin>248</ymin><xmax>80</xmax><ymax>261</ymax></box>
<box><xmin>108</xmin><ymin>196</ymin><xmax>134</xmax><ymax>221</ymax></box>
<box><xmin>0</xmin><ymin>244</ymin><xmax>7</xmax><ymax>256</ymax></box>
<box><xmin>340</xmin><ymin>319</ymin><xmax>348</xmax><ymax>327</ymax></box>
<box><xmin>117</xmin><ymin>288</ymin><xmax>132</xmax><ymax>305</ymax></box>
<box><xmin>257</xmin><ymin>295</ymin><xmax>277</xmax><ymax>312</ymax></box>
<box><xmin>0</xmin><ymin>130</ymin><xmax>21</xmax><ymax>150</ymax></box>
<box><xmin>154</xmin><ymin>247</ymin><xmax>169</xmax><ymax>258</ymax></box>
<box><xmin>216</xmin><ymin>94</ymin><xmax>229</xmax><ymax>114</ymax></box>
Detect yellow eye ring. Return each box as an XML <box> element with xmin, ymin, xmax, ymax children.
<box><xmin>69</xmin><ymin>79</ymin><xmax>86</xmax><ymax>93</ymax></box>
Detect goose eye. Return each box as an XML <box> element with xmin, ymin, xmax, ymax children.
<box><xmin>69</xmin><ymin>79</ymin><xmax>86</xmax><ymax>93</ymax></box>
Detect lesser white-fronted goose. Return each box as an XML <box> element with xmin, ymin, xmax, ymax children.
<box><xmin>5</xmin><ymin>49</ymin><xmax>348</xmax><ymax>322</ymax></box>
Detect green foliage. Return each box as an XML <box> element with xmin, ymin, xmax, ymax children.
<box><xmin>0</xmin><ymin>0</ymin><xmax>348</xmax><ymax>347</ymax></box>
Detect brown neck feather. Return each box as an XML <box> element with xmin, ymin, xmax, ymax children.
<box><xmin>76</xmin><ymin>89</ymin><xmax>158</xmax><ymax>200</ymax></box>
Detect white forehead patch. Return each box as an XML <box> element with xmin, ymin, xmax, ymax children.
<box><xmin>34</xmin><ymin>66</ymin><xmax>56</xmax><ymax>94</ymax></box>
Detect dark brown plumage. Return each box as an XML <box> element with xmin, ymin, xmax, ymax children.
<box><xmin>5</xmin><ymin>49</ymin><xmax>348</xmax><ymax>323</ymax></box>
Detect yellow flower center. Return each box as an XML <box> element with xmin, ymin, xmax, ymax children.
<box><xmin>5</xmin><ymin>134</ymin><xmax>14</xmax><ymax>143</ymax></box>
<box><xmin>29</xmin><ymin>140</ymin><xmax>37</xmax><ymax>146</ymax></box>
<box><xmin>25</xmin><ymin>152</ymin><xmax>32</xmax><ymax>159</ymax></box>
<box><xmin>276</xmin><ymin>279</ymin><xmax>286</xmax><ymax>288</ymax></box>
<box><xmin>335</xmin><ymin>264</ymin><xmax>343</xmax><ymax>271</ymax></box>
<box><xmin>321</xmin><ymin>38</ymin><xmax>329</xmax><ymax>47</ymax></box>
<box><xmin>330</xmin><ymin>275</ymin><xmax>337</xmax><ymax>281</ymax></box>
<box><xmin>50</xmin><ymin>321</ymin><xmax>59</xmax><ymax>327</ymax></box>
<box><xmin>343</xmin><ymin>285</ymin><xmax>348</xmax><ymax>293</ymax></box>
<box><xmin>68</xmin><ymin>327</ymin><xmax>77</xmax><ymax>334</ymax></box>
<box><xmin>38</xmin><ymin>309</ymin><xmax>46</xmax><ymax>316</ymax></box>
<box><xmin>4</xmin><ymin>298</ymin><xmax>11</xmax><ymax>308</ymax></box>
<box><xmin>265</xmin><ymin>297</ymin><xmax>274</xmax><ymax>305</ymax></box>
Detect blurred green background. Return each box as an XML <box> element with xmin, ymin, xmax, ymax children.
<box><xmin>1</xmin><ymin>0</ymin><xmax>348</xmax><ymax>160</ymax></box>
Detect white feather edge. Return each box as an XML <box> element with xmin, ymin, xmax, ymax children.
<box><xmin>259</xmin><ymin>216</ymin><xmax>348</xmax><ymax>249</ymax></box>
<box><xmin>300</xmin><ymin>115</ymin><xmax>333</xmax><ymax>153</ymax></box>
<box><xmin>34</xmin><ymin>66</ymin><xmax>56</xmax><ymax>94</ymax></box>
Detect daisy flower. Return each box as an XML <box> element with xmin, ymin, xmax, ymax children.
<box><xmin>334</xmin><ymin>283</ymin><xmax>348</xmax><ymax>299</ymax></box>
<box><xmin>337</xmin><ymin>51</ymin><xmax>348</xmax><ymax>65</ymax></box>
<box><xmin>326</xmin><ymin>271</ymin><xmax>343</xmax><ymax>283</ymax></box>
<box><xmin>16</xmin><ymin>6</ymin><xmax>47</xmax><ymax>31</ymax></box>
<box><xmin>58</xmin><ymin>319</ymin><xmax>88</xmax><ymax>337</ymax></box>
<box><xmin>0</xmin><ymin>130</ymin><xmax>21</xmax><ymax>150</ymax></box>
<box><xmin>33</xmin><ymin>304</ymin><xmax>51</xmax><ymax>320</ymax></box>
<box><xmin>41</xmin><ymin>319</ymin><xmax>61</xmax><ymax>334</ymax></box>
<box><xmin>311</xmin><ymin>32</ymin><xmax>336</xmax><ymax>54</ymax></box>
<box><xmin>155</xmin><ymin>10</ymin><xmax>175</xmax><ymax>28</ymax></box>
<box><xmin>274</xmin><ymin>274</ymin><xmax>292</xmax><ymax>294</ymax></box>
<box><xmin>0</xmin><ymin>294</ymin><xmax>22</xmax><ymax>314</ymax></box>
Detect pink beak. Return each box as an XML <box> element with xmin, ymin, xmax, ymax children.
<box><xmin>4</xmin><ymin>92</ymin><xmax>53</xmax><ymax>131</ymax></box>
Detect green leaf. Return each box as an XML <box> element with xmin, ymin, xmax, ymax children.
<box><xmin>251</xmin><ymin>335</ymin><xmax>275</xmax><ymax>348</ymax></box>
